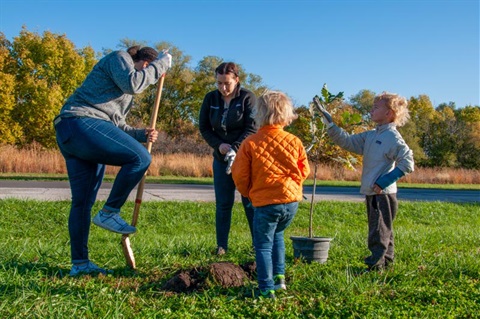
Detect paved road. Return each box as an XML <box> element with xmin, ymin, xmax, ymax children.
<box><xmin>0</xmin><ymin>180</ymin><xmax>478</xmax><ymax>203</ymax></box>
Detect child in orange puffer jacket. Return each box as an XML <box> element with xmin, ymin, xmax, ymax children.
<box><xmin>232</xmin><ymin>90</ymin><xmax>310</xmax><ymax>298</ymax></box>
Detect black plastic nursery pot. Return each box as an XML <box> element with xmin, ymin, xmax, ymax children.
<box><xmin>290</xmin><ymin>236</ymin><xmax>332</xmax><ymax>263</ymax></box>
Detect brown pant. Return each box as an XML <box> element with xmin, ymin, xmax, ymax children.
<box><xmin>364</xmin><ymin>194</ymin><xmax>398</xmax><ymax>269</ymax></box>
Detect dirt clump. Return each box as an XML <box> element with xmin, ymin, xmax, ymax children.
<box><xmin>162</xmin><ymin>261</ymin><xmax>256</xmax><ymax>293</ymax></box>
<box><xmin>240</xmin><ymin>260</ymin><xmax>256</xmax><ymax>277</ymax></box>
<box><xmin>162</xmin><ymin>268</ymin><xmax>203</xmax><ymax>293</ymax></box>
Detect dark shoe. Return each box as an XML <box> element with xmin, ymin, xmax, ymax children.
<box><xmin>364</xmin><ymin>255</ymin><xmax>386</xmax><ymax>272</ymax></box>
<box><xmin>384</xmin><ymin>258</ymin><xmax>394</xmax><ymax>269</ymax></box>
<box><xmin>354</xmin><ymin>265</ymin><xmax>383</xmax><ymax>276</ymax></box>
<box><xmin>354</xmin><ymin>268</ymin><xmax>372</xmax><ymax>276</ymax></box>
<box><xmin>367</xmin><ymin>264</ymin><xmax>385</xmax><ymax>272</ymax></box>
<box><xmin>273</xmin><ymin>275</ymin><xmax>286</xmax><ymax>291</ymax></box>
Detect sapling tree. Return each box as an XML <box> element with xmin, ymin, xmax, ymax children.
<box><xmin>306</xmin><ymin>84</ymin><xmax>363</xmax><ymax>238</ymax></box>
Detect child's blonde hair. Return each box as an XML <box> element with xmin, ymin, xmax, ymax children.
<box><xmin>374</xmin><ymin>92</ymin><xmax>410</xmax><ymax>127</ymax></box>
<box><xmin>254</xmin><ymin>90</ymin><xmax>298</xmax><ymax>128</ymax></box>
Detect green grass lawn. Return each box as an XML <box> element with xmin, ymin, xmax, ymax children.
<box><xmin>0</xmin><ymin>199</ymin><xmax>479</xmax><ymax>318</ymax></box>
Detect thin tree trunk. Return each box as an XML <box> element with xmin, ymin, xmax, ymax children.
<box><xmin>309</xmin><ymin>162</ymin><xmax>318</xmax><ymax>238</ymax></box>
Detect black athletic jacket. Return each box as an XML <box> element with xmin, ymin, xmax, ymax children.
<box><xmin>199</xmin><ymin>85</ymin><xmax>256</xmax><ymax>161</ymax></box>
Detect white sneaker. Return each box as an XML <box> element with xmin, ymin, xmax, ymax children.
<box><xmin>93</xmin><ymin>210</ymin><xmax>136</xmax><ymax>234</ymax></box>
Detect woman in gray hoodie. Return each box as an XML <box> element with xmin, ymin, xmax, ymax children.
<box><xmin>54</xmin><ymin>46</ymin><xmax>171</xmax><ymax>276</ymax></box>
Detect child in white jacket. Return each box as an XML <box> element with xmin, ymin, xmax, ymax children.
<box><xmin>314</xmin><ymin>92</ymin><xmax>414</xmax><ymax>271</ymax></box>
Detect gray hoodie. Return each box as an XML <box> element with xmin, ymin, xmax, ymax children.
<box><xmin>328</xmin><ymin>122</ymin><xmax>414</xmax><ymax>195</ymax></box>
<box><xmin>57</xmin><ymin>50</ymin><xmax>170</xmax><ymax>142</ymax></box>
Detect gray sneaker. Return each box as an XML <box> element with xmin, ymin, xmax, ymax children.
<box><xmin>93</xmin><ymin>210</ymin><xmax>136</xmax><ymax>234</ymax></box>
<box><xmin>70</xmin><ymin>261</ymin><xmax>110</xmax><ymax>276</ymax></box>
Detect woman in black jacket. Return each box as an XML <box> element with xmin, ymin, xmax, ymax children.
<box><xmin>199</xmin><ymin>62</ymin><xmax>256</xmax><ymax>255</ymax></box>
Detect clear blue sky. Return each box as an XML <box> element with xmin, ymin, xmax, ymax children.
<box><xmin>1</xmin><ymin>0</ymin><xmax>479</xmax><ymax>108</ymax></box>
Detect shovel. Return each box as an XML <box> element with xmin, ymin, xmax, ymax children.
<box><xmin>122</xmin><ymin>74</ymin><xmax>165</xmax><ymax>269</ymax></box>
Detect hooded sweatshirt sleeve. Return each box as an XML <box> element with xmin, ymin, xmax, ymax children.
<box><xmin>59</xmin><ymin>50</ymin><xmax>170</xmax><ymax>142</ymax></box>
<box><xmin>327</xmin><ymin>124</ymin><xmax>368</xmax><ymax>155</ymax></box>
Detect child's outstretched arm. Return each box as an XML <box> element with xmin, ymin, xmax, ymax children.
<box><xmin>312</xmin><ymin>97</ymin><xmax>366</xmax><ymax>154</ymax></box>
<box><xmin>313</xmin><ymin>96</ymin><xmax>333</xmax><ymax>127</ymax></box>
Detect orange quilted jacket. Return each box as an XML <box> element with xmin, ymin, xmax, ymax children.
<box><xmin>231</xmin><ymin>125</ymin><xmax>310</xmax><ymax>207</ymax></box>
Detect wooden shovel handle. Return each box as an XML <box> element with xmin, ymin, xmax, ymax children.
<box><xmin>122</xmin><ymin>74</ymin><xmax>166</xmax><ymax>269</ymax></box>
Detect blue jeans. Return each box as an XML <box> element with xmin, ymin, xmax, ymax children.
<box><xmin>55</xmin><ymin>117</ymin><xmax>151</xmax><ymax>263</ymax></box>
<box><xmin>254</xmin><ymin>202</ymin><xmax>298</xmax><ymax>292</ymax></box>
<box><xmin>213</xmin><ymin>158</ymin><xmax>254</xmax><ymax>250</ymax></box>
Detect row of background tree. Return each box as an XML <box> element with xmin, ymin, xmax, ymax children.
<box><xmin>1</xmin><ymin>27</ymin><xmax>479</xmax><ymax>169</ymax></box>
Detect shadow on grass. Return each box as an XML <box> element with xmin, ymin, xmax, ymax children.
<box><xmin>1</xmin><ymin>259</ymin><xmax>261</xmax><ymax>299</ymax></box>
<box><xmin>1</xmin><ymin>259</ymin><xmax>159</xmax><ymax>279</ymax></box>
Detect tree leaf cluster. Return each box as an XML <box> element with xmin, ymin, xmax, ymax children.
<box><xmin>287</xmin><ymin>84</ymin><xmax>364</xmax><ymax>170</ymax></box>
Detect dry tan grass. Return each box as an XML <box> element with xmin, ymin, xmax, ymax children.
<box><xmin>0</xmin><ymin>144</ymin><xmax>66</xmax><ymax>174</ymax></box>
<box><xmin>148</xmin><ymin>153</ymin><xmax>213</xmax><ymax>178</ymax></box>
<box><xmin>0</xmin><ymin>144</ymin><xmax>479</xmax><ymax>184</ymax></box>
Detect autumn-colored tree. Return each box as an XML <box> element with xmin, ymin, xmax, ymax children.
<box><xmin>154</xmin><ymin>43</ymin><xmax>197</xmax><ymax>135</ymax></box>
<box><xmin>242</xmin><ymin>72</ymin><xmax>268</xmax><ymax>97</ymax></box>
<box><xmin>127</xmin><ymin>43</ymin><xmax>198</xmax><ymax>136</ymax></box>
<box><xmin>0</xmin><ymin>33</ymin><xmax>23</xmax><ymax>144</ymax></box>
<box><xmin>286</xmin><ymin>105</ymin><xmax>312</xmax><ymax>145</ymax></box>
<box><xmin>415</xmin><ymin>102</ymin><xmax>480</xmax><ymax>168</ymax></box>
<box><xmin>9</xmin><ymin>27</ymin><xmax>96</xmax><ymax>147</ymax></box>
<box><xmin>2</xmin><ymin>27</ymin><xmax>478</xmax><ymax>169</ymax></box>
<box><xmin>349</xmin><ymin>89</ymin><xmax>376</xmax><ymax>124</ymax></box>
<box><xmin>400</xmin><ymin>95</ymin><xmax>436</xmax><ymax>165</ymax></box>
<box><xmin>421</xmin><ymin>105</ymin><xmax>459</xmax><ymax>167</ymax></box>
<box><xmin>188</xmin><ymin>56</ymin><xmax>224</xmax><ymax>124</ymax></box>
<box><xmin>455</xmin><ymin>105</ymin><xmax>480</xmax><ymax>168</ymax></box>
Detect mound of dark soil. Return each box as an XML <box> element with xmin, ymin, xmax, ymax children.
<box><xmin>162</xmin><ymin>261</ymin><xmax>256</xmax><ymax>293</ymax></box>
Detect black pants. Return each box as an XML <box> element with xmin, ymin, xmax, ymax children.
<box><xmin>364</xmin><ymin>194</ymin><xmax>398</xmax><ymax>269</ymax></box>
